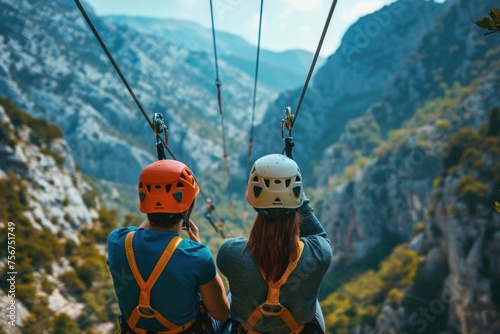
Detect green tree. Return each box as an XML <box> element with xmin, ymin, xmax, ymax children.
<box><xmin>52</xmin><ymin>313</ymin><xmax>81</xmax><ymax>334</ymax></box>
<box><xmin>476</xmin><ymin>8</ymin><xmax>500</xmax><ymax>35</ymax></box>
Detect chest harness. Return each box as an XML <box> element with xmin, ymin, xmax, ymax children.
<box><xmin>240</xmin><ymin>241</ymin><xmax>305</xmax><ymax>334</ymax></box>
<box><xmin>123</xmin><ymin>231</ymin><xmax>196</xmax><ymax>334</ymax></box>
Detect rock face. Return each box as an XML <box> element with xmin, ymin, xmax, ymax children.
<box><xmin>305</xmin><ymin>0</ymin><xmax>500</xmax><ymax>333</ymax></box>
<box><xmin>0</xmin><ymin>104</ymin><xmax>96</xmax><ymax>242</ymax></box>
<box><xmin>430</xmin><ymin>177</ymin><xmax>500</xmax><ymax>334</ymax></box>
<box><xmin>249</xmin><ymin>0</ymin><xmax>448</xmax><ymax>178</ymax></box>
<box><xmin>0</xmin><ymin>0</ymin><xmax>276</xmax><ymax>184</ymax></box>
<box><xmin>316</xmin><ymin>0</ymin><xmax>500</xmax><ymax>263</ymax></box>
<box><xmin>0</xmin><ymin>100</ymin><xmax>116</xmax><ymax>332</ymax></box>
<box><xmin>102</xmin><ymin>15</ymin><xmax>322</xmax><ymax>92</ymax></box>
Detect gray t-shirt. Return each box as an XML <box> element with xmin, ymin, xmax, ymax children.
<box><xmin>217</xmin><ymin>201</ymin><xmax>333</xmax><ymax>334</ymax></box>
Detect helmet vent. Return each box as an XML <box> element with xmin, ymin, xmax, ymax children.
<box><xmin>139</xmin><ymin>182</ymin><xmax>143</xmax><ymax>189</ymax></box>
<box><xmin>285</xmin><ymin>179</ymin><xmax>291</xmax><ymax>187</ymax></box>
<box><xmin>274</xmin><ymin>197</ymin><xmax>282</xmax><ymax>203</ymax></box>
<box><xmin>180</xmin><ymin>170</ymin><xmax>195</xmax><ymax>185</ymax></box>
<box><xmin>154</xmin><ymin>185</ymin><xmax>161</xmax><ymax>189</ymax></box>
<box><xmin>146</xmin><ymin>185</ymin><xmax>151</xmax><ymax>192</ymax></box>
<box><xmin>165</xmin><ymin>184</ymin><xmax>172</xmax><ymax>193</ymax></box>
<box><xmin>293</xmin><ymin>186</ymin><xmax>301</xmax><ymax>198</ymax></box>
<box><xmin>296</xmin><ymin>175</ymin><xmax>301</xmax><ymax>182</ymax></box>
<box><xmin>264</xmin><ymin>179</ymin><xmax>270</xmax><ymax>188</ymax></box>
<box><xmin>155</xmin><ymin>202</ymin><xmax>163</xmax><ymax>207</ymax></box>
<box><xmin>274</xmin><ymin>179</ymin><xmax>281</xmax><ymax>184</ymax></box>
<box><xmin>176</xmin><ymin>181</ymin><xmax>184</xmax><ymax>188</ymax></box>
<box><xmin>173</xmin><ymin>191</ymin><xmax>183</xmax><ymax>203</ymax></box>
<box><xmin>139</xmin><ymin>192</ymin><xmax>146</xmax><ymax>202</ymax></box>
<box><xmin>253</xmin><ymin>186</ymin><xmax>262</xmax><ymax>198</ymax></box>
<box><xmin>253</xmin><ymin>176</ymin><xmax>258</xmax><ymax>182</ymax></box>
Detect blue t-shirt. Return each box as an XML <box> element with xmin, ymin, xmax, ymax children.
<box><xmin>107</xmin><ymin>227</ymin><xmax>216</xmax><ymax>330</ymax></box>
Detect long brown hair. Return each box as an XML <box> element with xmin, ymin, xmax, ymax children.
<box><xmin>248</xmin><ymin>213</ymin><xmax>300</xmax><ymax>283</ymax></box>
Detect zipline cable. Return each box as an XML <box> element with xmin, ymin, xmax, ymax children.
<box><xmin>209</xmin><ymin>0</ymin><xmax>229</xmax><ymax>174</ymax></box>
<box><xmin>74</xmin><ymin>0</ymin><xmax>176</xmax><ymax>160</ymax></box>
<box><xmin>75</xmin><ymin>0</ymin><xmax>226</xmax><ymax>238</ymax></box>
<box><xmin>291</xmin><ymin>0</ymin><xmax>338</xmax><ymax>129</ymax></box>
<box><xmin>247</xmin><ymin>0</ymin><xmax>264</xmax><ymax>162</ymax></box>
<box><xmin>209</xmin><ymin>0</ymin><xmax>234</xmax><ymax>235</ymax></box>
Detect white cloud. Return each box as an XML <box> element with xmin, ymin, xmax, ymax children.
<box><xmin>299</xmin><ymin>24</ymin><xmax>313</xmax><ymax>33</ymax></box>
<box><xmin>280</xmin><ymin>0</ymin><xmax>323</xmax><ymax>18</ymax></box>
<box><xmin>340</xmin><ymin>0</ymin><xmax>390</xmax><ymax>24</ymax></box>
<box><xmin>247</xmin><ymin>13</ymin><xmax>265</xmax><ymax>31</ymax></box>
<box><xmin>283</xmin><ymin>0</ymin><xmax>323</xmax><ymax>12</ymax></box>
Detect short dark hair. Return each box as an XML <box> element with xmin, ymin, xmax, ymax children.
<box><xmin>147</xmin><ymin>213</ymin><xmax>184</xmax><ymax>228</ymax></box>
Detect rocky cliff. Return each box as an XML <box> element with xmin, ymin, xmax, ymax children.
<box><xmin>248</xmin><ymin>0</ymin><xmax>448</xmax><ymax>178</ymax></box>
<box><xmin>0</xmin><ymin>98</ymin><xmax>116</xmax><ymax>333</ymax></box>
<box><xmin>318</xmin><ymin>0</ymin><xmax>499</xmax><ymax>266</ymax></box>
<box><xmin>102</xmin><ymin>15</ymin><xmax>322</xmax><ymax>92</ymax></box>
<box><xmin>314</xmin><ymin>0</ymin><xmax>500</xmax><ymax>333</ymax></box>
<box><xmin>0</xmin><ymin>0</ymin><xmax>276</xmax><ymax>186</ymax></box>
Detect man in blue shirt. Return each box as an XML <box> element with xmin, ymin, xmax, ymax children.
<box><xmin>107</xmin><ymin>160</ymin><xmax>229</xmax><ymax>334</ymax></box>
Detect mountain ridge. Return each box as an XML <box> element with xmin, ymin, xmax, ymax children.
<box><xmin>101</xmin><ymin>14</ymin><xmax>325</xmax><ymax>92</ymax></box>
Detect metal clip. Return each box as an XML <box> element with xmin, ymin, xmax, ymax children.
<box><xmin>153</xmin><ymin>113</ymin><xmax>169</xmax><ymax>160</ymax></box>
<box><xmin>281</xmin><ymin>107</ymin><xmax>295</xmax><ymax>159</ymax></box>
<box><xmin>281</xmin><ymin>107</ymin><xmax>294</xmax><ymax>140</ymax></box>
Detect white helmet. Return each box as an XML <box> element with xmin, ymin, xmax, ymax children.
<box><xmin>246</xmin><ymin>154</ymin><xmax>304</xmax><ymax>218</ymax></box>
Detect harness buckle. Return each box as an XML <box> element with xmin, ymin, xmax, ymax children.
<box><xmin>137</xmin><ymin>305</ymin><xmax>157</xmax><ymax>317</ymax></box>
<box><xmin>259</xmin><ymin>303</ymin><xmax>285</xmax><ymax>316</ymax></box>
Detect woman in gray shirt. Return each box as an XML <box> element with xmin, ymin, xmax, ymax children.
<box><xmin>217</xmin><ymin>154</ymin><xmax>333</xmax><ymax>334</ymax></box>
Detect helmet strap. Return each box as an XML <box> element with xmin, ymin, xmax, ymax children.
<box><xmin>255</xmin><ymin>207</ymin><xmax>297</xmax><ymax>219</ymax></box>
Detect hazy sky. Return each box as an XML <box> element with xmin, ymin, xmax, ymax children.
<box><xmin>83</xmin><ymin>0</ymin><xmax>405</xmax><ymax>56</ymax></box>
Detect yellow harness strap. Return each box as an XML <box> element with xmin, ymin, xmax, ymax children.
<box><xmin>242</xmin><ymin>241</ymin><xmax>305</xmax><ymax>334</ymax></box>
<box><xmin>124</xmin><ymin>231</ymin><xmax>195</xmax><ymax>334</ymax></box>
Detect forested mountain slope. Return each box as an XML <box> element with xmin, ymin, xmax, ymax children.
<box><xmin>313</xmin><ymin>0</ymin><xmax>500</xmax><ymax>332</ymax></box>
<box><xmin>247</xmin><ymin>0</ymin><xmax>449</xmax><ymax>179</ymax></box>
<box><xmin>0</xmin><ymin>98</ymin><xmax>119</xmax><ymax>333</ymax></box>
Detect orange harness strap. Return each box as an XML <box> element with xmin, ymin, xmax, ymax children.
<box><xmin>242</xmin><ymin>241</ymin><xmax>305</xmax><ymax>334</ymax></box>
<box><xmin>124</xmin><ymin>231</ymin><xmax>195</xmax><ymax>334</ymax></box>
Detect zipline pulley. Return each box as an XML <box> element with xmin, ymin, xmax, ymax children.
<box><xmin>281</xmin><ymin>107</ymin><xmax>295</xmax><ymax>159</ymax></box>
<box><xmin>153</xmin><ymin>113</ymin><xmax>169</xmax><ymax>160</ymax></box>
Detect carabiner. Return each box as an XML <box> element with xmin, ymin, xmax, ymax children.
<box><xmin>153</xmin><ymin>112</ymin><xmax>169</xmax><ymax>160</ymax></box>
<box><xmin>280</xmin><ymin>107</ymin><xmax>294</xmax><ymax>139</ymax></box>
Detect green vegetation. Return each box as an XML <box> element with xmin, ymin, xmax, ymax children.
<box><xmin>319</xmin><ymin>229</ymin><xmax>403</xmax><ymax>300</ymax></box>
<box><xmin>0</xmin><ymin>174</ymin><xmax>64</xmax><ymax>272</ymax></box>
<box><xmin>0</xmin><ymin>100</ymin><xmax>121</xmax><ymax>333</ymax></box>
<box><xmin>441</xmin><ymin>128</ymin><xmax>481</xmax><ymax>170</ymax></box>
<box><xmin>405</xmin><ymin>82</ymin><xmax>471</xmax><ymax>130</ymax></box>
<box><xmin>0</xmin><ymin>97</ymin><xmax>65</xmax><ymax>167</ymax></box>
<box><xmin>453</xmin><ymin>175</ymin><xmax>488</xmax><ymax>213</ymax></box>
<box><xmin>476</xmin><ymin>8</ymin><xmax>500</xmax><ymax>35</ymax></box>
<box><xmin>321</xmin><ymin>245</ymin><xmax>422</xmax><ymax>332</ymax></box>
<box><xmin>53</xmin><ymin>314</ymin><xmax>81</xmax><ymax>334</ymax></box>
<box><xmin>345</xmin><ymin>115</ymin><xmax>382</xmax><ymax>156</ymax></box>
<box><xmin>321</xmin><ymin>106</ymin><xmax>500</xmax><ymax>332</ymax></box>
<box><xmin>0</xmin><ymin>171</ymin><xmax>120</xmax><ymax>332</ymax></box>
<box><xmin>0</xmin><ymin>97</ymin><xmax>63</xmax><ymax>145</ymax></box>
<box><xmin>438</xmin><ymin>108</ymin><xmax>500</xmax><ymax>213</ymax></box>
<box><xmin>0</xmin><ymin>121</ymin><xmax>16</xmax><ymax>147</ymax></box>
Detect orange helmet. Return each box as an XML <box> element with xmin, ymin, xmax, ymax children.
<box><xmin>138</xmin><ymin>160</ymin><xmax>199</xmax><ymax>213</ymax></box>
